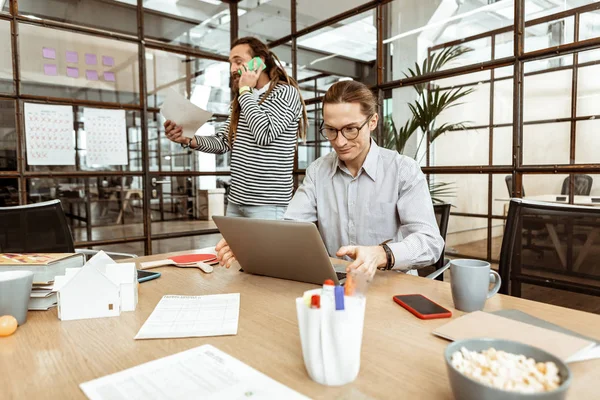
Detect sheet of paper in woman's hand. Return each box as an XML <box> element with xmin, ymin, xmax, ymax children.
<box><xmin>160</xmin><ymin>88</ymin><xmax>213</xmax><ymax>138</ymax></box>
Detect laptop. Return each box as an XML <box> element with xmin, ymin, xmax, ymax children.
<box><xmin>212</xmin><ymin>216</ymin><xmax>346</xmax><ymax>285</ymax></box>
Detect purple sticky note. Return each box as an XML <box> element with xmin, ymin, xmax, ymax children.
<box><xmin>102</xmin><ymin>56</ymin><xmax>114</xmax><ymax>66</ymax></box>
<box><xmin>103</xmin><ymin>71</ymin><xmax>115</xmax><ymax>82</ymax></box>
<box><xmin>66</xmin><ymin>51</ymin><xmax>78</xmax><ymax>63</ymax></box>
<box><xmin>67</xmin><ymin>67</ymin><xmax>79</xmax><ymax>78</ymax></box>
<box><xmin>86</xmin><ymin>70</ymin><xmax>98</xmax><ymax>81</ymax></box>
<box><xmin>42</xmin><ymin>47</ymin><xmax>56</xmax><ymax>59</ymax></box>
<box><xmin>85</xmin><ymin>53</ymin><xmax>97</xmax><ymax>65</ymax></box>
<box><xmin>44</xmin><ymin>64</ymin><xmax>57</xmax><ymax>76</ymax></box>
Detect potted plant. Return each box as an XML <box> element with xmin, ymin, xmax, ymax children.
<box><xmin>382</xmin><ymin>46</ymin><xmax>474</xmax><ymax>203</ymax></box>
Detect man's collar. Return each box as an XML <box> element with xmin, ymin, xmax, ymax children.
<box><xmin>330</xmin><ymin>139</ymin><xmax>380</xmax><ymax>181</ymax></box>
<box><xmin>361</xmin><ymin>139</ymin><xmax>380</xmax><ymax>181</ymax></box>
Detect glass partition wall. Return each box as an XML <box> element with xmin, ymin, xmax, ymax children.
<box><xmin>1</xmin><ymin>0</ymin><xmax>599</xmax><ymax>293</ymax></box>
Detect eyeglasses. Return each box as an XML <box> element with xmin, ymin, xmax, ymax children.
<box><xmin>319</xmin><ymin>114</ymin><xmax>374</xmax><ymax>141</ymax></box>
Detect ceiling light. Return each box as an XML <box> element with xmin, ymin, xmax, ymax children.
<box><xmin>198</xmin><ymin>0</ymin><xmax>223</xmax><ymax>5</ymax></box>
<box><xmin>383</xmin><ymin>0</ymin><xmax>512</xmax><ymax>44</ymax></box>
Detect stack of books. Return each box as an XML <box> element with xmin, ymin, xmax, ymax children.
<box><xmin>0</xmin><ymin>253</ymin><xmax>86</xmax><ymax>310</ymax></box>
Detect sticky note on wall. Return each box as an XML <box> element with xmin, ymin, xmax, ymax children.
<box><xmin>66</xmin><ymin>51</ymin><xmax>78</xmax><ymax>63</ymax></box>
<box><xmin>85</xmin><ymin>53</ymin><xmax>97</xmax><ymax>65</ymax></box>
<box><xmin>44</xmin><ymin>64</ymin><xmax>57</xmax><ymax>76</ymax></box>
<box><xmin>103</xmin><ymin>72</ymin><xmax>115</xmax><ymax>82</ymax></box>
<box><xmin>102</xmin><ymin>56</ymin><xmax>114</xmax><ymax>66</ymax></box>
<box><xmin>67</xmin><ymin>67</ymin><xmax>79</xmax><ymax>78</ymax></box>
<box><xmin>42</xmin><ymin>47</ymin><xmax>56</xmax><ymax>59</ymax></box>
<box><xmin>86</xmin><ymin>70</ymin><xmax>98</xmax><ymax>81</ymax></box>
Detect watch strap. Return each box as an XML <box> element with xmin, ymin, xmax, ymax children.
<box><xmin>180</xmin><ymin>137</ymin><xmax>194</xmax><ymax>149</ymax></box>
<box><xmin>239</xmin><ymin>86</ymin><xmax>252</xmax><ymax>96</ymax></box>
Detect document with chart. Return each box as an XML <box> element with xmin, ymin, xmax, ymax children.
<box><xmin>80</xmin><ymin>345</ymin><xmax>310</xmax><ymax>400</ymax></box>
<box><xmin>135</xmin><ymin>294</ymin><xmax>240</xmax><ymax>340</ymax></box>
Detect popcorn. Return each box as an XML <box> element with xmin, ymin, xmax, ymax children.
<box><xmin>451</xmin><ymin>347</ymin><xmax>561</xmax><ymax>393</ymax></box>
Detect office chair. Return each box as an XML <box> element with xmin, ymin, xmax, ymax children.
<box><xmin>504</xmin><ymin>175</ymin><xmax>546</xmax><ymax>259</ymax></box>
<box><xmin>561</xmin><ymin>174</ymin><xmax>593</xmax><ymax>196</ymax></box>
<box><xmin>422</xmin><ymin>203</ymin><xmax>451</xmax><ymax>281</ymax></box>
<box><xmin>498</xmin><ymin>198</ymin><xmax>600</xmax><ymax>298</ymax></box>
<box><xmin>505</xmin><ymin>175</ymin><xmax>525</xmax><ymax>197</ymax></box>
<box><xmin>0</xmin><ymin>199</ymin><xmax>136</xmax><ymax>259</ymax></box>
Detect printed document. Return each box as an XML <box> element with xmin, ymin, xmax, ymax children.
<box><xmin>135</xmin><ymin>294</ymin><xmax>240</xmax><ymax>340</ymax></box>
<box><xmin>160</xmin><ymin>88</ymin><xmax>213</xmax><ymax>138</ymax></box>
<box><xmin>80</xmin><ymin>344</ymin><xmax>309</xmax><ymax>400</ymax></box>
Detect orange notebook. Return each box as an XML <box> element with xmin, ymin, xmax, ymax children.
<box><xmin>433</xmin><ymin>311</ymin><xmax>599</xmax><ymax>363</ymax></box>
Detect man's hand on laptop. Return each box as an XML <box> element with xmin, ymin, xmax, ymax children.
<box><xmin>336</xmin><ymin>245</ymin><xmax>387</xmax><ymax>281</ymax></box>
<box><xmin>215</xmin><ymin>238</ymin><xmax>238</xmax><ymax>269</ymax></box>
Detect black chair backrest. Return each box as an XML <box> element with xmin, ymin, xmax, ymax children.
<box><xmin>432</xmin><ymin>203</ymin><xmax>451</xmax><ymax>280</ymax></box>
<box><xmin>498</xmin><ymin>199</ymin><xmax>600</xmax><ymax>297</ymax></box>
<box><xmin>505</xmin><ymin>175</ymin><xmax>525</xmax><ymax>197</ymax></box>
<box><xmin>0</xmin><ymin>199</ymin><xmax>75</xmax><ymax>253</ymax></box>
<box><xmin>561</xmin><ymin>174</ymin><xmax>593</xmax><ymax>196</ymax></box>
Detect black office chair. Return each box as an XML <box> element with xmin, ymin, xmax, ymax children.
<box><xmin>561</xmin><ymin>174</ymin><xmax>593</xmax><ymax>196</ymax></box>
<box><xmin>505</xmin><ymin>175</ymin><xmax>525</xmax><ymax>197</ymax></box>
<box><xmin>498</xmin><ymin>199</ymin><xmax>600</xmax><ymax>298</ymax></box>
<box><xmin>0</xmin><ymin>199</ymin><xmax>136</xmax><ymax>258</ymax></box>
<box><xmin>504</xmin><ymin>175</ymin><xmax>547</xmax><ymax>258</ymax></box>
<box><xmin>419</xmin><ymin>203</ymin><xmax>451</xmax><ymax>281</ymax></box>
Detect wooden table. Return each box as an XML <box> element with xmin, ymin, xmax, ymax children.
<box><xmin>2</xmin><ymin>250</ymin><xmax>599</xmax><ymax>399</ymax></box>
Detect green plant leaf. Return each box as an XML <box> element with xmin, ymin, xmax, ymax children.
<box><xmin>381</xmin><ymin>44</ymin><xmax>474</xmax><ymax>201</ymax></box>
<box><xmin>429</xmin><ymin>181</ymin><xmax>457</xmax><ymax>204</ymax></box>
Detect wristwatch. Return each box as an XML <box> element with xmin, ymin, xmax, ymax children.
<box><xmin>181</xmin><ymin>137</ymin><xmax>195</xmax><ymax>149</ymax></box>
<box><xmin>239</xmin><ymin>86</ymin><xmax>252</xmax><ymax>96</ymax></box>
<box><xmin>378</xmin><ymin>240</ymin><xmax>395</xmax><ymax>271</ymax></box>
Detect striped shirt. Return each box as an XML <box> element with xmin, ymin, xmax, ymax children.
<box><xmin>194</xmin><ymin>83</ymin><xmax>301</xmax><ymax>206</ymax></box>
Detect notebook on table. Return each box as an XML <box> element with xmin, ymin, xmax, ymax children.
<box><xmin>0</xmin><ymin>253</ymin><xmax>85</xmax><ymax>284</ymax></box>
<box><xmin>433</xmin><ymin>310</ymin><xmax>600</xmax><ymax>363</ymax></box>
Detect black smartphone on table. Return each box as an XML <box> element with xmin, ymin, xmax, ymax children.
<box><xmin>137</xmin><ymin>270</ymin><xmax>161</xmax><ymax>283</ymax></box>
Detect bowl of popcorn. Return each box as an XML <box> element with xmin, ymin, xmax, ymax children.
<box><xmin>444</xmin><ymin>338</ymin><xmax>572</xmax><ymax>400</ymax></box>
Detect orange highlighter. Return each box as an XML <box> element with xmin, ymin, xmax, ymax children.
<box><xmin>344</xmin><ymin>274</ymin><xmax>356</xmax><ymax>296</ymax></box>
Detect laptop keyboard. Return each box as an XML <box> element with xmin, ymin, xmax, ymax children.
<box><xmin>336</xmin><ymin>272</ymin><xmax>347</xmax><ymax>281</ymax></box>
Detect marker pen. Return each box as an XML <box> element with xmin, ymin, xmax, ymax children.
<box><xmin>310</xmin><ymin>294</ymin><xmax>320</xmax><ymax>309</ymax></box>
<box><xmin>334</xmin><ymin>286</ymin><xmax>345</xmax><ymax>311</ymax></box>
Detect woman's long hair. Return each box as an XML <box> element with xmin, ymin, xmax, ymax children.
<box><xmin>228</xmin><ymin>37</ymin><xmax>308</xmax><ymax>146</ymax></box>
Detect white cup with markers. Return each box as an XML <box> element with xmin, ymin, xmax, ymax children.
<box><xmin>295</xmin><ymin>272</ymin><xmax>368</xmax><ymax>386</ymax></box>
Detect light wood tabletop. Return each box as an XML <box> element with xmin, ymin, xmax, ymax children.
<box><xmin>2</xmin><ymin>250</ymin><xmax>599</xmax><ymax>399</ymax></box>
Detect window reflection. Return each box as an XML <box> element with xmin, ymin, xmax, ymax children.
<box><xmin>19</xmin><ymin>24</ymin><xmax>139</xmax><ymax>103</ymax></box>
<box><xmin>0</xmin><ymin>100</ymin><xmax>17</xmax><ymax>171</ymax></box>
<box><xmin>146</xmin><ymin>49</ymin><xmax>230</xmax><ymax>113</ymax></box>
<box><xmin>0</xmin><ymin>179</ymin><xmax>19</xmax><ymax>207</ymax></box>
<box><xmin>0</xmin><ymin>20</ymin><xmax>13</xmax><ymax>93</ymax></box>
<box><xmin>143</xmin><ymin>0</ymin><xmax>230</xmax><ymax>54</ymax></box>
<box><xmin>15</xmin><ymin>0</ymin><xmax>137</xmax><ymax>35</ymax></box>
<box><xmin>296</xmin><ymin>9</ymin><xmax>376</xmax><ymax>87</ymax></box>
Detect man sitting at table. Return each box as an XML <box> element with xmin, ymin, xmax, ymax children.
<box><xmin>215</xmin><ymin>80</ymin><xmax>444</xmax><ymax>280</ymax></box>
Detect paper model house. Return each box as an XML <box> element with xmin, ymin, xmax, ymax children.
<box><xmin>53</xmin><ymin>251</ymin><xmax>138</xmax><ymax>321</ymax></box>
<box><xmin>106</xmin><ymin>263</ymin><xmax>138</xmax><ymax>312</ymax></box>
